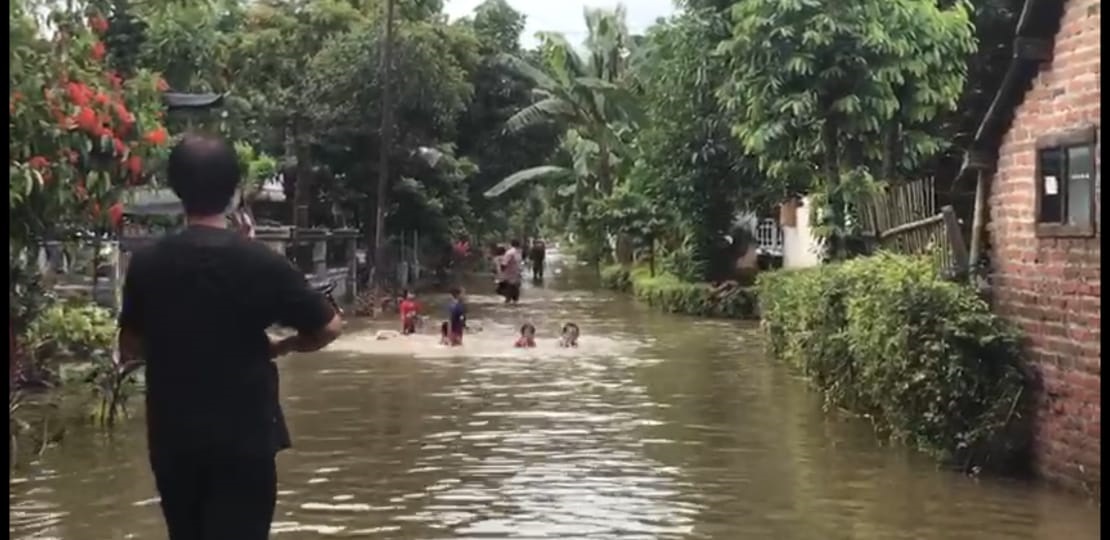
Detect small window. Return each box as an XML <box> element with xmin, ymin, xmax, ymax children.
<box><xmin>1035</xmin><ymin>127</ymin><xmax>1097</xmax><ymax>237</ymax></box>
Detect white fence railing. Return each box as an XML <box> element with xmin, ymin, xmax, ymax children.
<box><xmin>755</xmin><ymin>218</ymin><xmax>783</xmax><ymax>256</ymax></box>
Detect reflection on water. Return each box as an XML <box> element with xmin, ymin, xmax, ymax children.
<box><xmin>8</xmin><ymin>256</ymin><xmax>1101</xmax><ymax>539</ymax></box>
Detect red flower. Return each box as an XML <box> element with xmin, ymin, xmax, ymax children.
<box><xmin>66</xmin><ymin>82</ymin><xmax>92</xmax><ymax>106</ymax></box>
<box><xmin>75</xmin><ymin>181</ymin><xmax>88</xmax><ymax>201</ymax></box>
<box><xmin>94</xmin><ymin>92</ymin><xmax>110</xmax><ymax>105</ymax></box>
<box><xmin>127</xmin><ymin>155</ymin><xmax>143</xmax><ymax>177</ymax></box>
<box><xmin>145</xmin><ymin>126</ymin><xmax>168</xmax><ymax>146</ymax></box>
<box><xmin>115</xmin><ymin>103</ymin><xmax>135</xmax><ymax>126</ymax></box>
<box><xmin>28</xmin><ymin>156</ymin><xmax>49</xmax><ymax>170</ymax></box>
<box><xmin>88</xmin><ymin>15</ymin><xmax>110</xmax><ymax>34</ymax></box>
<box><xmin>107</xmin><ymin>71</ymin><xmax>123</xmax><ymax>89</ymax></box>
<box><xmin>113</xmin><ymin>138</ymin><xmax>127</xmax><ymax>156</ymax></box>
<box><xmin>90</xmin><ymin>202</ymin><xmax>101</xmax><ymax>219</ymax></box>
<box><xmin>91</xmin><ymin>42</ymin><xmax>107</xmax><ymax>62</ymax></box>
<box><xmin>108</xmin><ymin>202</ymin><xmax>125</xmax><ymax>228</ymax></box>
<box><xmin>74</xmin><ymin>107</ymin><xmax>99</xmax><ymax>132</ymax></box>
<box><xmin>11</xmin><ymin>91</ymin><xmax>23</xmax><ymax>102</ymax></box>
<box><xmin>156</xmin><ymin>78</ymin><xmax>169</xmax><ymax>92</ymax></box>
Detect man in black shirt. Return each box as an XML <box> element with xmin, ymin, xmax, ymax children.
<box><xmin>118</xmin><ymin>133</ymin><xmax>342</xmax><ymax>540</ymax></box>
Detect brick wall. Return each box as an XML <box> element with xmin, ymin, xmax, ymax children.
<box><xmin>986</xmin><ymin>0</ymin><xmax>1100</xmax><ymax>496</ymax></box>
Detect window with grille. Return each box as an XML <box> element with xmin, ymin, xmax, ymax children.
<box><xmin>1035</xmin><ymin>127</ymin><xmax>1097</xmax><ymax>237</ymax></box>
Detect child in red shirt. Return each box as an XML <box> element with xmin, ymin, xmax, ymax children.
<box><xmin>399</xmin><ymin>290</ymin><xmax>419</xmax><ymax>335</ymax></box>
<box><xmin>514</xmin><ymin>323</ymin><xmax>537</xmax><ymax>348</ymax></box>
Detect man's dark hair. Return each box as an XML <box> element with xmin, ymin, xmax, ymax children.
<box><xmin>168</xmin><ymin>133</ymin><xmax>241</xmax><ymax>216</ymax></box>
<box><xmin>449</xmin><ymin>287</ymin><xmax>461</xmax><ymax>297</ymax></box>
<box><xmin>510</xmin><ymin>239</ymin><xmax>521</xmax><ymax>248</ymax></box>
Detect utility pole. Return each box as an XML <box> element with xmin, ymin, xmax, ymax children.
<box><xmin>372</xmin><ymin>0</ymin><xmax>395</xmax><ymax>286</ymax></box>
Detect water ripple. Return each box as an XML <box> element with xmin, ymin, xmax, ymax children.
<box><xmin>8</xmin><ymin>266</ymin><xmax>1102</xmax><ymax>539</ymax></box>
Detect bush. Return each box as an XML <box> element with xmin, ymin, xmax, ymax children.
<box><xmin>602</xmin><ymin>265</ymin><xmax>758</xmax><ymax>319</ymax></box>
<box><xmin>22</xmin><ymin>300</ymin><xmax>141</xmax><ymax>428</ymax></box>
<box><xmin>600</xmin><ymin>265</ymin><xmax>632</xmax><ymax>292</ymax></box>
<box><xmin>24</xmin><ymin>301</ymin><xmax>116</xmax><ymax>373</ymax></box>
<box><xmin>756</xmin><ymin>253</ymin><xmax>1030</xmax><ymax>473</ymax></box>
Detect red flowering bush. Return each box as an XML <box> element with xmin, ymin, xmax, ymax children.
<box><xmin>10</xmin><ymin>3</ymin><xmax>171</xmax><ymax>245</ymax></box>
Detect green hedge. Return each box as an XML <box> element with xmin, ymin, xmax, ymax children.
<box><xmin>756</xmin><ymin>253</ymin><xmax>1030</xmax><ymax>473</ymax></box>
<box><xmin>601</xmin><ymin>265</ymin><xmax>758</xmax><ymax>319</ymax></box>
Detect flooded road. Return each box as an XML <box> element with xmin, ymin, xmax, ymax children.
<box><xmin>9</xmin><ymin>255</ymin><xmax>1101</xmax><ymax>539</ymax></box>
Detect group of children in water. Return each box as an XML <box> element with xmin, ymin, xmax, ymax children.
<box><xmin>395</xmin><ymin>288</ymin><xmax>579</xmax><ymax>348</ymax></box>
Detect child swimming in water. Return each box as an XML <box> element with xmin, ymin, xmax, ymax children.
<box><xmin>514</xmin><ymin>323</ymin><xmax>537</xmax><ymax>348</ymax></box>
<box><xmin>559</xmin><ymin>323</ymin><xmax>579</xmax><ymax>347</ymax></box>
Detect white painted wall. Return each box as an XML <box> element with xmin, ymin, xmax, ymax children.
<box><xmin>782</xmin><ymin>197</ymin><xmax>825</xmax><ymax>269</ymax></box>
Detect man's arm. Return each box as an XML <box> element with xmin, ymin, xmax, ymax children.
<box><xmin>266</xmin><ymin>253</ymin><xmax>343</xmax><ymax>357</ymax></box>
<box><xmin>117</xmin><ymin>252</ymin><xmax>146</xmax><ymax>367</ymax></box>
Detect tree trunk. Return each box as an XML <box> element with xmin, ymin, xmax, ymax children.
<box><xmin>820</xmin><ymin>116</ymin><xmax>846</xmax><ymax>260</ymax></box>
<box><xmin>372</xmin><ymin>0</ymin><xmax>396</xmax><ymax>287</ymax></box>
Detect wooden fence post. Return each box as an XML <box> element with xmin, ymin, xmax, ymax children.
<box><xmin>941</xmin><ymin>205</ymin><xmax>969</xmax><ymax>277</ymax></box>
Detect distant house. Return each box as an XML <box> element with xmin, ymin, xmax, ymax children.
<box><xmin>960</xmin><ymin>0</ymin><xmax>1099</xmax><ymax>495</ymax></box>
<box><xmin>777</xmin><ymin>196</ymin><xmax>824</xmax><ymax>269</ymax></box>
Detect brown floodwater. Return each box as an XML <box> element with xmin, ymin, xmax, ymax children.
<box><xmin>8</xmin><ymin>254</ymin><xmax>1101</xmax><ymax>539</ymax></box>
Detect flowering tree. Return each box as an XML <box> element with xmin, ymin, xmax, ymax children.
<box><xmin>9</xmin><ymin>1</ymin><xmax>171</xmax><ymax>252</ymax></box>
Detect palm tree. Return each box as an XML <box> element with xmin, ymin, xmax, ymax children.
<box><xmin>482</xmin><ymin>5</ymin><xmax>640</xmax><ymax>201</ymax></box>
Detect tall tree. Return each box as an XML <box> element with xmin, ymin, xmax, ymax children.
<box><xmin>483</xmin><ymin>6</ymin><xmax>641</xmax><ymax>203</ymax></box>
<box><xmin>718</xmin><ymin>0</ymin><xmax>975</xmax><ymax>258</ymax></box>
<box><xmin>630</xmin><ymin>7</ymin><xmax>760</xmax><ymax>281</ymax></box>
<box><xmin>453</xmin><ymin>0</ymin><xmax>559</xmax><ymax>242</ymax></box>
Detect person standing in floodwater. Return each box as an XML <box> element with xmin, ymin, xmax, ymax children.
<box><xmin>117</xmin><ymin>133</ymin><xmax>343</xmax><ymax>540</ymax></box>
<box><xmin>499</xmin><ymin>239</ymin><xmax>523</xmax><ymax>303</ymax></box>
<box><xmin>447</xmin><ymin>287</ymin><xmax>466</xmax><ymax>345</ymax></box>
<box><xmin>399</xmin><ymin>290</ymin><xmax>419</xmax><ymax>335</ymax></box>
<box><xmin>529</xmin><ymin>240</ymin><xmax>546</xmax><ymax>281</ymax></box>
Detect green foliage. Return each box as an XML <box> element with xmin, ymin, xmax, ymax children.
<box><xmin>24</xmin><ymin>301</ymin><xmax>116</xmax><ymax>368</ymax></box>
<box><xmin>485</xmin><ymin>7</ymin><xmax>641</xmax><ymax>205</ymax></box>
<box><xmin>599</xmin><ymin>264</ymin><xmax>633</xmax><ymax>292</ymax></box>
<box><xmin>602</xmin><ymin>266</ymin><xmax>758</xmax><ymax>319</ymax></box>
<box><xmin>659</xmin><ymin>237</ymin><xmax>707</xmax><ymax>283</ymax></box>
<box><xmin>630</xmin><ymin>7</ymin><xmax>763</xmax><ymax>281</ymax></box>
<box><xmin>718</xmin><ymin>0</ymin><xmax>976</xmax><ymax>255</ymax></box>
<box><xmin>234</xmin><ymin>141</ymin><xmax>278</xmax><ymax>195</ymax></box>
<box><xmin>454</xmin><ymin>2</ymin><xmax>560</xmax><ymax>243</ymax></box>
<box><xmin>756</xmin><ymin>253</ymin><xmax>1030</xmax><ymax>472</ymax></box>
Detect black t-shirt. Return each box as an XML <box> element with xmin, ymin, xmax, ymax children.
<box><xmin>119</xmin><ymin>226</ymin><xmax>335</xmax><ymax>458</ymax></box>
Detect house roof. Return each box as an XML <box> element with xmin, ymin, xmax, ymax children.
<box><xmin>122</xmin><ymin>187</ymin><xmax>182</xmax><ymax>216</ymax></box>
<box><xmin>163</xmin><ymin>92</ymin><xmax>225</xmax><ymax>110</ymax></box>
<box><xmin>122</xmin><ymin>178</ymin><xmax>285</xmax><ymax>216</ymax></box>
<box><xmin>957</xmin><ymin>0</ymin><xmax>1066</xmax><ymax>181</ymax></box>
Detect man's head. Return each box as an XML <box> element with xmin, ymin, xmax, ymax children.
<box><xmin>449</xmin><ymin>287</ymin><xmax>462</xmax><ymax>299</ymax></box>
<box><xmin>510</xmin><ymin>239</ymin><xmax>521</xmax><ymax>249</ymax></box>
<box><xmin>167</xmin><ymin>133</ymin><xmax>241</xmax><ymax>217</ymax></box>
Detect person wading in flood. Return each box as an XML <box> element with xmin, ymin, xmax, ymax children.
<box><xmin>528</xmin><ymin>239</ymin><xmax>546</xmax><ymax>282</ymax></box>
<box><xmin>117</xmin><ymin>133</ymin><xmax>343</xmax><ymax>540</ymax></box>
<box><xmin>498</xmin><ymin>239</ymin><xmax>524</xmax><ymax>304</ymax></box>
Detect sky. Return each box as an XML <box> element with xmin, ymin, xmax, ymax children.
<box><xmin>443</xmin><ymin>0</ymin><xmax>677</xmax><ymax>48</ymax></box>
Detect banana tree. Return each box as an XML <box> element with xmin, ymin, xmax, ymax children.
<box><xmin>483</xmin><ymin>5</ymin><xmax>641</xmax><ymax>201</ymax></box>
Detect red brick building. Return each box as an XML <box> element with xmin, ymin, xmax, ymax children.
<box><xmin>962</xmin><ymin>0</ymin><xmax>1099</xmax><ymax>496</ymax></box>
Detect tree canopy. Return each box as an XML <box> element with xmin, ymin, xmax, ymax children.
<box><xmin>9</xmin><ymin>0</ymin><xmax>1010</xmax><ymax>278</ymax></box>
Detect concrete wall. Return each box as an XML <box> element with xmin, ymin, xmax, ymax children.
<box><xmin>986</xmin><ymin>0</ymin><xmax>1100</xmax><ymax>495</ymax></box>
<box><xmin>781</xmin><ymin>197</ymin><xmax>824</xmax><ymax>269</ymax></box>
